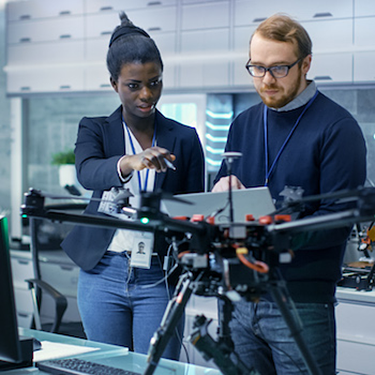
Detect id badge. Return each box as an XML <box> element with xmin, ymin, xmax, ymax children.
<box><xmin>130</xmin><ymin>232</ymin><xmax>155</xmax><ymax>269</ymax></box>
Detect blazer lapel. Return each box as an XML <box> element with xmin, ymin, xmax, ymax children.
<box><xmin>154</xmin><ymin>111</ymin><xmax>176</xmax><ymax>190</ymax></box>
<box><xmin>104</xmin><ymin>106</ymin><xmax>126</xmax><ymax>157</ymax></box>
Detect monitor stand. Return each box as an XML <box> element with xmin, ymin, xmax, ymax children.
<box><xmin>0</xmin><ymin>336</ymin><xmax>33</xmax><ymax>371</ymax></box>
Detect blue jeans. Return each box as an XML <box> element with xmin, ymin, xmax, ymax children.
<box><xmin>229</xmin><ymin>299</ymin><xmax>336</xmax><ymax>375</ymax></box>
<box><xmin>77</xmin><ymin>252</ymin><xmax>184</xmax><ymax>360</ymax></box>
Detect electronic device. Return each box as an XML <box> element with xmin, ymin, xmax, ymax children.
<box><xmin>36</xmin><ymin>358</ymin><xmax>141</xmax><ymax>375</ymax></box>
<box><xmin>162</xmin><ymin>187</ymin><xmax>275</xmax><ymax>223</ymax></box>
<box><xmin>0</xmin><ymin>215</ymin><xmax>33</xmax><ymax>370</ymax></box>
<box><xmin>21</xmin><ymin>186</ymin><xmax>375</xmax><ymax>375</ymax></box>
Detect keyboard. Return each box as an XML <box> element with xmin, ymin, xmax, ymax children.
<box><xmin>36</xmin><ymin>358</ymin><xmax>141</xmax><ymax>375</ymax></box>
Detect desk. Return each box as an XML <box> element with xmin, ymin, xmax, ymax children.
<box><xmin>3</xmin><ymin>328</ymin><xmax>221</xmax><ymax>374</ymax></box>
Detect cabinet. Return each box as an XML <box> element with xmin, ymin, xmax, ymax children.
<box><xmin>6</xmin><ymin>0</ymin><xmax>375</xmax><ymax>94</ymax></box>
<box><xmin>10</xmin><ymin>249</ymin><xmax>81</xmax><ymax>329</ymax></box>
<box><xmin>307</xmin><ymin>53</ymin><xmax>353</xmax><ymax>83</ymax></box>
<box><xmin>354</xmin><ymin>0</ymin><xmax>375</xmax><ymax>17</ymax></box>
<box><xmin>234</xmin><ymin>0</ymin><xmax>353</xmax><ymax>26</ymax></box>
<box><xmin>38</xmin><ymin>251</ymin><xmax>81</xmax><ymax>323</ymax></box>
<box><xmin>5</xmin><ymin>0</ymin><xmax>179</xmax><ymax>94</ymax></box>
<box><xmin>179</xmin><ymin>27</ymin><xmax>231</xmax><ymax>89</ymax></box>
<box><xmin>354</xmin><ymin>52</ymin><xmax>375</xmax><ymax>82</ymax></box>
<box><xmin>6</xmin><ymin>0</ymin><xmax>84</xmax><ymax>21</ymax></box>
<box><xmin>86</xmin><ymin>0</ymin><xmax>177</xmax><ymax>14</ymax></box>
<box><xmin>181</xmin><ymin>1</ymin><xmax>230</xmax><ymax>31</ymax></box>
<box><xmin>10</xmin><ymin>250</ymin><xmax>35</xmax><ymax>328</ymax></box>
<box><xmin>336</xmin><ymin>289</ymin><xmax>375</xmax><ymax>375</ymax></box>
<box><xmin>354</xmin><ymin>17</ymin><xmax>375</xmax><ymax>48</ymax></box>
<box><xmin>182</xmin><ymin>289</ymin><xmax>375</xmax><ymax>373</ymax></box>
<box><xmin>6</xmin><ymin>66</ymin><xmax>85</xmax><ymax>93</ymax></box>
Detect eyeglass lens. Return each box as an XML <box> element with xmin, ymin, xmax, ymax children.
<box><xmin>249</xmin><ymin>65</ymin><xmax>289</xmax><ymax>78</ymax></box>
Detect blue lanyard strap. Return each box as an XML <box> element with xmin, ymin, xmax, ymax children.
<box><xmin>123</xmin><ymin>117</ymin><xmax>157</xmax><ymax>192</ymax></box>
<box><xmin>263</xmin><ymin>90</ymin><xmax>318</xmax><ymax>186</ymax></box>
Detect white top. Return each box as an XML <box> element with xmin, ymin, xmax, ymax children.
<box><xmin>107</xmin><ymin>124</ymin><xmax>156</xmax><ymax>253</ymax></box>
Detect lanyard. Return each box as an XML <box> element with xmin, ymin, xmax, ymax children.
<box><xmin>123</xmin><ymin>117</ymin><xmax>157</xmax><ymax>192</ymax></box>
<box><xmin>263</xmin><ymin>90</ymin><xmax>318</xmax><ymax>186</ymax></box>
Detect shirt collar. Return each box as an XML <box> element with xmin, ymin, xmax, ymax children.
<box><xmin>271</xmin><ymin>80</ymin><xmax>317</xmax><ymax>112</ymax></box>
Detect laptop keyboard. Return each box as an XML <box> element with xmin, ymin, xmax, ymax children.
<box><xmin>36</xmin><ymin>358</ymin><xmax>141</xmax><ymax>375</ymax></box>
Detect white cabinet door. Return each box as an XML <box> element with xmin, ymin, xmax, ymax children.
<box><xmin>86</xmin><ymin>28</ymin><xmax>177</xmax><ymax>61</ymax></box>
<box><xmin>86</xmin><ymin>0</ymin><xmax>177</xmax><ymax>14</ymax></box>
<box><xmin>7</xmin><ymin>66</ymin><xmax>85</xmax><ymax>94</ymax></box>
<box><xmin>354</xmin><ymin>52</ymin><xmax>375</xmax><ymax>82</ymax></box>
<box><xmin>160</xmin><ymin>62</ymin><xmax>177</xmax><ymax>89</ymax></box>
<box><xmin>7</xmin><ymin>0</ymin><xmax>84</xmax><ymax>21</ymax></box>
<box><xmin>337</xmin><ymin>340</ymin><xmax>375</xmax><ymax>375</ymax></box>
<box><xmin>127</xmin><ymin>6</ymin><xmax>177</xmax><ymax>33</ymax></box>
<box><xmin>233</xmin><ymin>25</ymin><xmax>257</xmax><ymax>52</ymax></box>
<box><xmin>354</xmin><ymin>17</ymin><xmax>375</xmax><ymax>48</ymax></box>
<box><xmin>354</xmin><ymin>0</ymin><xmax>375</xmax><ymax>17</ymax></box>
<box><xmin>152</xmin><ymin>33</ymin><xmax>177</xmax><ymax>56</ymax></box>
<box><xmin>86</xmin><ymin>38</ymin><xmax>111</xmax><ymax>63</ymax></box>
<box><xmin>302</xmin><ymin>19</ymin><xmax>353</xmax><ymax>53</ymax></box>
<box><xmin>13</xmin><ymin>288</ymin><xmax>34</xmax><ymax>316</ymax></box>
<box><xmin>14</xmin><ymin>288</ymin><xmax>34</xmax><ymax>328</ymax></box>
<box><xmin>7</xmin><ymin>17</ymin><xmax>84</xmax><ymax>44</ymax></box>
<box><xmin>86</xmin><ymin>7</ymin><xmax>177</xmax><ymax>38</ymax></box>
<box><xmin>179</xmin><ymin>27</ymin><xmax>230</xmax><ymax>88</ymax></box>
<box><xmin>85</xmin><ymin>65</ymin><xmax>112</xmax><ymax>91</ymax></box>
<box><xmin>182</xmin><ymin>0</ymin><xmax>221</xmax><ymax>3</ymax></box>
<box><xmin>10</xmin><ymin>256</ymin><xmax>34</xmax><ymax>289</ymax></box>
<box><xmin>8</xmin><ymin>41</ymin><xmax>85</xmax><ymax>66</ymax></box>
<box><xmin>233</xmin><ymin>57</ymin><xmax>254</xmax><ymax>87</ymax></box>
<box><xmin>181</xmin><ymin>28</ymin><xmax>230</xmax><ymax>53</ymax></box>
<box><xmin>336</xmin><ymin>301</ymin><xmax>375</xmax><ymax>375</ymax></box>
<box><xmin>234</xmin><ymin>0</ymin><xmax>353</xmax><ymax>26</ymax></box>
<box><xmin>180</xmin><ymin>61</ymin><xmax>230</xmax><ymax>88</ymax></box>
<box><xmin>181</xmin><ymin>1</ymin><xmax>230</xmax><ymax>30</ymax></box>
<box><xmin>307</xmin><ymin>53</ymin><xmax>353</xmax><ymax>83</ymax></box>
<box><xmin>233</xmin><ymin>20</ymin><xmax>353</xmax><ymax>55</ymax></box>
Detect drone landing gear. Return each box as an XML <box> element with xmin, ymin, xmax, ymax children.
<box><xmin>189</xmin><ymin>300</ymin><xmax>259</xmax><ymax>375</ymax></box>
<box><xmin>143</xmin><ymin>272</ymin><xmax>256</xmax><ymax>375</ymax></box>
<box><xmin>144</xmin><ymin>270</ymin><xmax>323</xmax><ymax>375</ymax></box>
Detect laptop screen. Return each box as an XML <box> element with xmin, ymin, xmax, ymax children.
<box><xmin>162</xmin><ymin>187</ymin><xmax>275</xmax><ymax>224</ymax></box>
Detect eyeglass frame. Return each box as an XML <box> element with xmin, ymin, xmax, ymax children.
<box><xmin>245</xmin><ymin>58</ymin><xmax>301</xmax><ymax>78</ymax></box>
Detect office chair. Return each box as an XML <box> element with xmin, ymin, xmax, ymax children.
<box><xmin>26</xmin><ymin>207</ymin><xmax>86</xmax><ymax>338</ymax></box>
<box><xmin>26</xmin><ymin>277</ymin><xmax>67</xmax><ymax>333</ymax></box>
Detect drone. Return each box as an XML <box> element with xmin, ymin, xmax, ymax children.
<box><xmin>20</xmin><ymin>183</ymin><xmax>375</xmax><ymax>375</ymax></box>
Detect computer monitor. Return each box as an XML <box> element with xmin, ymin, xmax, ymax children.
<box><xmin>0</xmin><ymin>215</ymin><xmax>33</xmax><ymax>370</ymax></box>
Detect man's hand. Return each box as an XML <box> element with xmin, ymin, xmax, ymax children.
<box><xmin>211</xmin><ymin>175</ymin><xmax>246</xmax><ymax>192</ymax></box>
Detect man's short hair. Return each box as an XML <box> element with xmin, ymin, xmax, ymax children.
<box><xmin>251</xmin><ymin>13</ymin><xmax>312</xmax><ymax>60</ymax></box>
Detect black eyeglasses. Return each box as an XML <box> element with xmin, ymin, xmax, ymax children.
<box><xmin>245</xmin><ymin>58</ymin><xmax>301</xmax><ymax>78</ymax></box>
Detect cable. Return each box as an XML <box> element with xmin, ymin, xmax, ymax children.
<box><xmin>235</xmin><ymin>247</ymin><xmax>269</xmax><ymax>274</ymax></box>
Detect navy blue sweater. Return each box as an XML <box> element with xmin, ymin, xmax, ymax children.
<box><xmin>215</xmin><ymin>91</ymin><xmax>367</xmax><ymax>302</ymax></box>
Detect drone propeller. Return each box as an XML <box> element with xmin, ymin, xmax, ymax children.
<box><xmin>289</xmin><ymin>187</ymin><xmax>364</xmax><ymax>204</ymax></box>
<box><xmin>267</xmin><ymin>187</ymin><xmax>369</xmax><ymax>218</ymax></box>
<box><xmin>159</xmin><ymin>191</ymin><xmax>193</xmax><ymax>205</ymax></box>
<box><xmin>39</xmin><ymin>191</ymin><xmax>102</xmax><ymax>203</ymax></box>
<box><xmin>39</xmin><ymin>188</ymin><xmax>193</xmax><ymax>205</ymax></box>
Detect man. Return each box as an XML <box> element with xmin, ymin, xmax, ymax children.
<box><xmin>137</xmin><ymin>241</ymin><xmax>145</xmax><ymax>254</ymax></box>
<box><xmin>213</xmin><ymin>14</ymin><xmax>366</xmax><ymax>375</ymax></box>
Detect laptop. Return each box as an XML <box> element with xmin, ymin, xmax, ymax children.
<box><xmin>162</xmin><ymin>187</ymin><xmax>275</xmax><ymax>224</ymax></box>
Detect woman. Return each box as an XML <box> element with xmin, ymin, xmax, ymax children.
<box><xmin>61</xmin><ymin>12</ymin><xmax>205</xmax><ymax>360</ymax></box>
